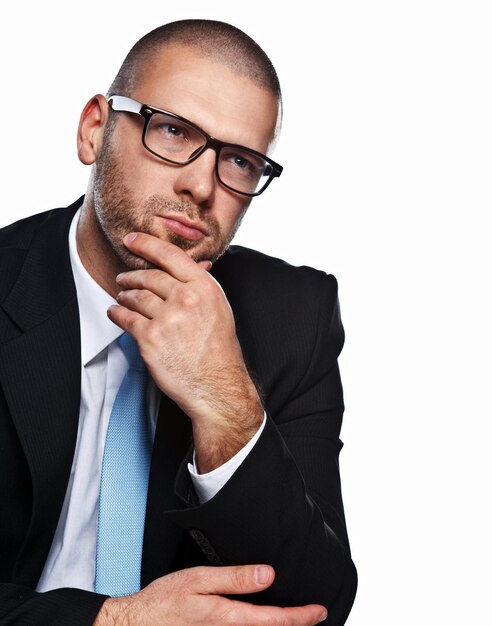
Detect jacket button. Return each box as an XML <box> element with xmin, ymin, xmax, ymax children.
<box><xmin>189</xmin><ymin>528</ymin><xmax>205</xmax><ymax>542</ymax></box>
<box><xmin>189</xmin><ymin>528</ymin><xmax>223</xmax><ymax>565</ymax></box>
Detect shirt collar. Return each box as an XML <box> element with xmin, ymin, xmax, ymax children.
<box><xmin>68</xmin><ymin>209</ymin><xmax>123</xmax><ymax>366</ymax></box>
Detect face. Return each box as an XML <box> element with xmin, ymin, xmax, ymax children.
<box><xmin>90</xmin><ymin>45</ymin><xmax>279</xmax><ymax>269</ymax></box>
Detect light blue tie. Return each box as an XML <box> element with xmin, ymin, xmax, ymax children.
<box><xmin>95</xmin><ymin>332</ymin><xmax>152</xmax><ymax>596</ymax></box>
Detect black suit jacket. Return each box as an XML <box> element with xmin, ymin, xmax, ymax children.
<box><xmin>0</xmin><ymin>198</ymin><xmax>357</xmax><ymax>625</ymax></box>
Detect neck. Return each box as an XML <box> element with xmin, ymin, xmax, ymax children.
<box><xmin>76</xmin><ymin>194</ymin><xmax>126</xmax><ymax>299</ymax></box>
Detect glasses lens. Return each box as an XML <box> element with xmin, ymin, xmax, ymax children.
<box><xmin>144</xmin><ymin>113</ymin><xmax>206</xmax><ymax>163</ymax></box>
<box><xmin>218</xmin><ymin>147</ymin><xmax>273</xmax><ymax>195</ymax></box>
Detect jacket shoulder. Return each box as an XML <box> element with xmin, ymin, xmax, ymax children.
<box><xmin>212</xmin><ymin>245</ymin><xmax>344</xmax><ymax>381</ymax></box>
<box><xmin>0</xmin><ymin>207</ymin><xmax>68</xmax><ymax>251</ymax></box>
<box><xmin>213</xmin><ymin>244</ymin><xmax>340</xmax><ymax>321</ymax></box>
<box><xmin>0</xmin><ymin>202</ymin><xmax>80</xmax><ymax>305</ymax></box>
<box><xmin>215</xmin><ymin>244</ymin><xmax>339</xmax><ymax>295</ymax></box>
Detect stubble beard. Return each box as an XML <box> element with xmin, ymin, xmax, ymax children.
<box><xmin>92</xmin><ymin>142</ymin><xmax>244</xmax><ymax>271</ymax></box>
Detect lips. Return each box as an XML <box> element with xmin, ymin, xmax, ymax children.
<box><xmin>157</xmin><ymin>215</ymin><xmax>208</xmax><ymax>241</ymax></box>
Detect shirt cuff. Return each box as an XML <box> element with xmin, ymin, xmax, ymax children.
<box><xmin>188</xmin><ymin>412</ymin><xmax>267</xmax><ymax>503</ymax></box>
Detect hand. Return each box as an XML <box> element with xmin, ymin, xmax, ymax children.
<box><xmin>107</xmin><ymin>233</ymin><xmax>264</xmax><ymax>472</ymax></box>
<box><xmin>93</xmin><ymin>564</ymin><xmax>328</xmax><ymax>625</ymax></box>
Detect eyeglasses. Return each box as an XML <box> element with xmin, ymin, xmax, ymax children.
<box><xmin>107</xmin><ymin>95</ymin><xmax>283</xmax><ymax>197</ymax></box>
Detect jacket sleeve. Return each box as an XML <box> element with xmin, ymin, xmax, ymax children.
<box><xmin>0</xmin><ymin>583</ymin><xmax>107</xmax><ymax>626</ymax></box>
<box><xmin>165</xmin><ymin>273</ymin><xmax>357</xmax><ymax>625</ymax></box>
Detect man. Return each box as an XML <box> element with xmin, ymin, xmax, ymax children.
<box><xmin>0</xmin><ymin>19</ymin><xmax>356</xmax><ymax>625</ymax></box>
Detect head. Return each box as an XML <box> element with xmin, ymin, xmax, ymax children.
<box><xmin>77</xmin><ymin>20</ymin><xmax>282</xmax><ymax>271</ymax></box>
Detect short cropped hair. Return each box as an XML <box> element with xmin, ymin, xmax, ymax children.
<box><xmin>108</xmin><ymin>19</ymin><xmax>282</xmax><ymax>102</ymax></box>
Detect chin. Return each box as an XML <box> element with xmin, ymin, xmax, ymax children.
<box><xmin>126</xmin><ymin>256</ymin><xmax>156</xmax><ymax>271</ymax></box>
<box><xmin>111</xmin><ymin>244</ymin><xmax>154</xmax><ymax>271</ymax></box>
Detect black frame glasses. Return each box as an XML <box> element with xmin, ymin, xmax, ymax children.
<box><xmin>107</xmin><ymin>95</ymin><xmax>283</xmax><ymax>197</ymax></box>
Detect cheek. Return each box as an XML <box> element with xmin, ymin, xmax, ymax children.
<box><xmin>111</xmin><ymin>142</ymin><xmax>172</xmax><ymax>194</ymax></box>
<box><xmin>215</xmin><ymin>193</ymin><xmax>249</xmax><ymax>233</ymax></box>
<box><xmin>129</xmin><ymin>160</ymin><xmax>177</xmax><ymax>199</ymax></box>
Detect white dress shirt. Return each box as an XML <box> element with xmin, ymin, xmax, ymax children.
<box><xmin>36</xmin><ymin>209</ymin><xmax>265</xmax><ymax>593</ymax></box>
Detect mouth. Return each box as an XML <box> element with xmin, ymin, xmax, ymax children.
<box><xmin>156</xmin><ymin>214</ymin><xmax>208</xmax><ymax>241</ymax></box>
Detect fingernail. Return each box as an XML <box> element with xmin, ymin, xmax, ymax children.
<box><xmin>254</xmin><ymin>565</ymin><xmax>271</xmax><ymax>585</ymax></box>
<box><xmin>124</xmin><ymin>233</ymin><xmax>138</xmax><ymax>244</ymax></box>
<box><xmin>317</xmin><ymin>610</ymin><xmax>328</xmax><ymax>623</ymax></box>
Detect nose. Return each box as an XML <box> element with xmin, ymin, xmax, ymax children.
<box><xmin>173</xmin><ymin>148</ymin><xmax>217</xmax><ymax>206</ymax></box>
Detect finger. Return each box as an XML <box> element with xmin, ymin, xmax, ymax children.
<box><xmin>116</xmin><ymin>269</ymin><xmax>176</xmax><ymax>300</ymax></box>
<box><xmin>115</xmin><ymin>289</ymin><xmax>164</xmax><ymax>320</ymax></box>
<box><xmin>107</xmin><ymin>304</ymin><xmax>149</xmax><ymax>337</ymax></box>
<box><xmin>123</xmin><ymin>233</ymin><xmax>204</xmax><ymax>282</ymax></box>
<box><xmin>188</xmin><ymin>566</ymin><xmax>328</xmax><ymax>624</ymax></box>
<box><xmin>225</xmin><ymin>600</ymin><xmax>328</xmax><ymax>626</ymax></box>
<box><xmin>190</xmin><ymin>564</ymin><xmax>275</xmax><ymax>595</ymax></box>
<box><xmin>198</xmin><ymin>260</ymin><xmax>213</xmax><ymax>271</ymax></box>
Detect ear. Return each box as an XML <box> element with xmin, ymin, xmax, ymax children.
<box><xmin>77</xmin><ymin>94</ymin><xmax>110</xmax><ymax>165</ymax></box>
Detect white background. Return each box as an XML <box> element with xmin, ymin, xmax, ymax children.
<box><xmin>1</xmin><ymin>1</ymin><xmax>491</xmax><ymax>624</ymax></box>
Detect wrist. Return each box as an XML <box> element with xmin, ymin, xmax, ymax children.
<box><xmin>195</xmin><ymin>366</ymin><xmax>263</xmax><ymax>425</ymax></box>
<box><xmin>93</xmin><ymin>597</ymin><xmax>133</xmax><ymax>626</ymax></box>
<box><xmin>193</xmin><ymin>392</ymin><xmax>264</xmax><ymax>473</ymax></box>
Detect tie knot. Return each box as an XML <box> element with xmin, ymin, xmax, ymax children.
<box><xmin>117</xmin><ymin>333</ymin><xmax>146</xmax><ymax>371</ymax></box>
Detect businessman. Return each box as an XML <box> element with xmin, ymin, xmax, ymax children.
<box><xmin>0</xmin><ymin>19</ymin><xmax>357</xmax><ymax>625</ymax></box>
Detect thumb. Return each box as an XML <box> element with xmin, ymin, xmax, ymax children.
<box><xmin>192</xmin><ymin>564</ymin><xmax>275</xmax><ymax>595</ymax></box>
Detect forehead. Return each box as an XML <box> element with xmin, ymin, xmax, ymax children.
<box><xmin>130</xmin><ymin>45</ymin><xmax>279</xmax><ymax>153</ymax></box>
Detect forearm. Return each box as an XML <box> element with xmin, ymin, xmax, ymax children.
<box><xmin>191</xmin><ymin>369</ymin><xmax>264</xmax><ymax>473</ymax></box>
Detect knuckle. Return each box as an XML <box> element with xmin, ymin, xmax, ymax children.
<box><xmin>163</xmin><ymin>309</ymin><xmax>183</xmax><ymax>331</ymax></box>
<box><xmin>229</xmin><ymin>566</ymin><xmax>247</xmax><ymax>592</ymax></box>
<box><xmin>184</xmin><ymin>291</ymin><xmax>200</xmax><ymax>308</ymax></box>
<box><xmin>199</xmin><ymin>278</ymin><xmax>218</xmax><ymax>299</ymax></box>
<box><xmin>175</xmin><ymin>284</ymin><xmax>199</xmax><ymax>308</ymax></box>
<box><xmin>130</xmin><ymin>288</ymin><xmax>148</xmax><ymax>304</ymax></box>
<box><xmin>190</xmin><ymin>566</ymin><xmax>207</xmax><ymax>584</ymax></box>
<box><xmin>145</xmin><ymin>321</ymin><xmax>162</xmax><ymax>344</ymax></box>
<box><xmin>117</xmin><ymin>288</ymin><xmax>135</xmax><ymax>303</ymax></box>
<box><xmin>155</xmin><ymin>271</ymin><xmax>169</xmax><ymax>289</ymax></box>
<box><xmin>132</xmin><ymin>270</ymin><xmax>153</xmax><ymax>289</ymax></box>
<box><xmin>149</xmin><ymin>268</ymin><xmax>164</xmax><ymax>282</ymax></box>
<box><xmin>127</xmin><ymin>270</ymin><xmax>145</xmax><ymax>288</ymax></box>
<box><xmin>164</xmin><ymin>242</ymin><xmax>183</xmax><ymax>261</ymax></box>
<box><xmin>173</xmin><ymin>566</ymin><xmax>193</xmax><ymax>586</ymax></box>
<box><xmin>189</xmin><ymin>565</ymin><xmax>211</xmax><ymax>588</ymax></box>
<box><xmin>142</xmin><ymin>288</ymin><xmax>156</xmax><ymax>302</ymax></box>
<box><xmin>207</xmin><ymin>274</ymin><xmax>225</xmax><ymax>295</ymax></box>
<box><xmin>261</xmin><ymin>613</ymin><xmax>290</xmax><ymax>626</ymax></box>
<box><xmin>125</xmin><ymin>316</ymin><xmax>140</xmax><ymax>333</ymax></box>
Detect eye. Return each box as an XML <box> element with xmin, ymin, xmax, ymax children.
<box><xmin>219</xmin><ymin>147</ymin><xmax>266</xmax><ymax>188</ymax></box>
<box><xmin>231</xmin><ymin>155</ymin><xmax>250</xmax><ymax>169</ymax></box>
<box><xmin>225</xmin><ymin>152</ymin><xmax>257</xmax><ymax>173</ymax></box>
<box><xmin>147</xmin><ymin>113</ymin><xmax>192</xmax><ymax>142</ymax></box>
<box><xmin>159</xmin><ymin>123</ymin><xmax>187</xmax><ymax>139</ymax></box>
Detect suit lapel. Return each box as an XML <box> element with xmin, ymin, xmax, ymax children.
<box><xmin>0</xmin><ymin>201</ymin><xmax>82</xmax><ymax>586</ymax></box>
<box><xmin>0</xmin><ymin>199</ymin><xmax>215</xmax><ymax>586</ymax></box>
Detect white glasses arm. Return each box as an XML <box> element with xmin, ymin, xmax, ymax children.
<box><xmin>107</xmin><ymin>95</ymin><xmax>143</xmax><ymax>114</ymax></box>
